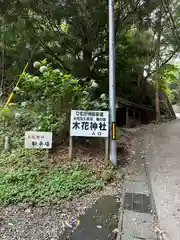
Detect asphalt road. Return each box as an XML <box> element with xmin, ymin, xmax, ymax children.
<box><xmin>144</xmin><ymin>118</ymin><xmax>180</xmax><ymax>240</ymax></box>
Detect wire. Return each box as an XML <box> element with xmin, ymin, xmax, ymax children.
<box><xmin>161</xmin><ymin>0</ymin><xmax>180</xmax><ymax>43</ymax></box>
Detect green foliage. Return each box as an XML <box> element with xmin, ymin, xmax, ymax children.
<box><xmin>115</xmin><ymin>29</ymin><xmax>156</xmax><ymax>93</ymax></box>
<box><xmin>0</xmin><ymin>149</ymin><xmax>104</xmax><ymax>204</ymax></box>
<box><xmin>158</xmin><ymin>63</ymin><xmax>180</xmax><ymax>101</ymax></box>
<box><xmin>2</xmin><ymin>0</ymin><xmax>180</xmax><ymax>95</ymax></box>
<box><xmin>0</xmin><ymin>148</ymin><xmax>46</xmax><ymax>169</ymax></box>
<box><xmin>0</xmin><ymin>60</ymin><xmax>108</xmax><ymax>148</ymax></box>
<box><xmin>0</xmin><ymin>60</ymin><xmax>109</xmax><ymax>206</ymax></box>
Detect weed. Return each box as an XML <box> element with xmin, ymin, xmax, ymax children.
<box><xmin>0</xmin><ymin>150</ymin><xmax>105</xmax><ymax>205</ymax></box>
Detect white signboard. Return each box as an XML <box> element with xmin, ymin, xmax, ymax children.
<box><xmin>25</xmin><ymin>131</ymin><xmax>52</xmax><ymax>149</ymax></box>
<box><xmin>70</xmin><ymin>110</ymin><xmax>109</xmax><ymax>137</ymax></box>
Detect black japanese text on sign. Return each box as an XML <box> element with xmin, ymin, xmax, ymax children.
<box><xmin>25</xmin><ymin>131</ymin><xmax>52</xmax><ymax>149</ymax></box>
<box><xmin>70</xmin><ymin>110</ymin><xmax>109</xmax><ymax>138</ymax></box>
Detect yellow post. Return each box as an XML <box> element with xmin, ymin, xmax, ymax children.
<box><xmin>4</xmin><ymin>62</ymin><xmax>29</xmax><ymax>108</ymax></box>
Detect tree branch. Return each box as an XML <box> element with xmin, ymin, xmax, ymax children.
<box><xmin>145</xmin><ymin>46</ymin><xmax>180</xmax><ymax>79</ymax></box>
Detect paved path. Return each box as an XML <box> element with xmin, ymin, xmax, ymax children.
<box><xmin>117</xmin><ymin>134</ymin><xmax>157</xmax><ymax>240</ymax></box>
<box><xmin>144</xmin><ymin>120</ymin><xmax>180</xmax><ymax>240</ymax></box>
<box><xmin>118</xmin><ymin>119</ymin><xmax>180</xmax><ymax>240</ymax></box>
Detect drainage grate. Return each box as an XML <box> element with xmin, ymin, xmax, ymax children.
<box><xmin>124</xmin><ymin>193</ymin><xmax>151</xmax><ymax>214</ymax></box>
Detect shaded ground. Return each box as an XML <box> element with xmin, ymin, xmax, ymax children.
<box><xmin>116</xmin><ymin>119</ymin><xmax>180</xmax><ymax>240</ymax></box>
<box><xmin>52</xmin><ymin>133</ymin><xmax>132</xmax><ymax>168</ymax></box>
<box><xmin>61</xmin><ymin>195</ymin><xmax>120</xmax><ymax>240</ymax></box>
<box><xmin>116</xmin><ymin>127</ymin><xmax>157</xmax><ymax>240</ymax></box>
<box><xmin>141</xmin><ymin>120</ymin><xmax>180</xmax><ymax>240</ymax></box>
<box><xmin>0</xmin><ymin>185</ymin><xmax>121</xmax><ymax>240</ymax></box>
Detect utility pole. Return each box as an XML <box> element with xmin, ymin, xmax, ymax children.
<box><xmin>109</xmin><ymin>0</ymin><xmax>117</xmax><ymax>166</ymax></box>
<box><xmin>155</xmin><ymin>5</ymin><xmax>162</xmax><ymax>123</ymax></box>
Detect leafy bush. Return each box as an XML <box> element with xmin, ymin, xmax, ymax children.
<box><xmin>0</xmin><ymin>60</ymin><xmax>110</xmax><ymax>205</ymax></box>
<box><xmin>159</xmin><ymin>63</ymin><xmax>180</xmax><ymax>102</ymax></box>
<box><xmin>0</xmin><ymin>59</ymin><xmax>108</xmax><ymax>148</ymax></box>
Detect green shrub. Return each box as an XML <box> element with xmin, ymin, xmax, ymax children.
<box><xmin>0</xmin><ymin>60</ymin><xmax>109</xmax><ymax>205</ymax></box>
<box><xmin>0</xmin><ymin>59</ymin><xmax>108</xmax><ymax>148</ymax></box>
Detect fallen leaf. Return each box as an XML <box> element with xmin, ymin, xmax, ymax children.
<box><xmin>97</xmin><ymin>225</ymin><xmax>102</xmax><ymax>228</ymax></box>
<box><xmin>112</xmin><ymin>228</ymin><xmax>119</xmax><ymax>233</ymax></box>
<box><xmin>8</xmin><ymin>223</ymin><xmax>13</xmax><ymax>227</ymax></box>
<box><xmin>65</xmin><ymin>221</ymin><xmax>72</xmax><ymax>228</ymax></box>
<box><xmin>25</xmin><ymin>208</ymin><xmax>31</xmax><ymax>214</ymax></box>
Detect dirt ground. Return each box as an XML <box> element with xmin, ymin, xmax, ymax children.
<box><xmin>0</xmin><ymin>184</ymin><xmax>123</xmax><ymax>240</ymax></box>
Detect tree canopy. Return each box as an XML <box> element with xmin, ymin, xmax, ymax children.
<box><xmin>1</xmin><ymin>0</ymin><xmax>180</xmax><ymax>101</ymax></box>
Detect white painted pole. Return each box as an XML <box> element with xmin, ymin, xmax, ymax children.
<box><xmin>104</xmin><ymin>137</ymin><xmax>109</xmax><ymax>166</ymax></box>
<box><xmin>4</xmin><ymin>136</ymin><xmax>9</xmax><ymax>151</ymax></box>
<box><xmin>109</xmin><ymin>0</ymin><xmax>117</xmax><ymax>166</ymax></box>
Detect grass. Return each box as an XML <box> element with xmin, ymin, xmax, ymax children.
<box><xmin>0</xmin><ymin>148</ymin><xmax>105</xmax><ymax>205</ymax></box>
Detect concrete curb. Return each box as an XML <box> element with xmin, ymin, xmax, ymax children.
<box><xmin>116</xmin><ymin>130</ymin><xmax>172</xmax><ymax>240</ymax></box>
<box><xmin>143</xmin><ymin>157</ymin><xmax>172</xmax><ymax>240</ymax></box>
<box><xmin>161</xmin><ymin>234</ymin><xmax>172</xmax><ymax>240</ymax></box>
<box><xmin>116</xmin><ymin>188</ymin><xmax>125</xmax><ymax>240</ymax></box>
<box><xmin>143</xmin><ymin>160</ymin><xmax>159</xmax><ymax>240</ymax></box>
